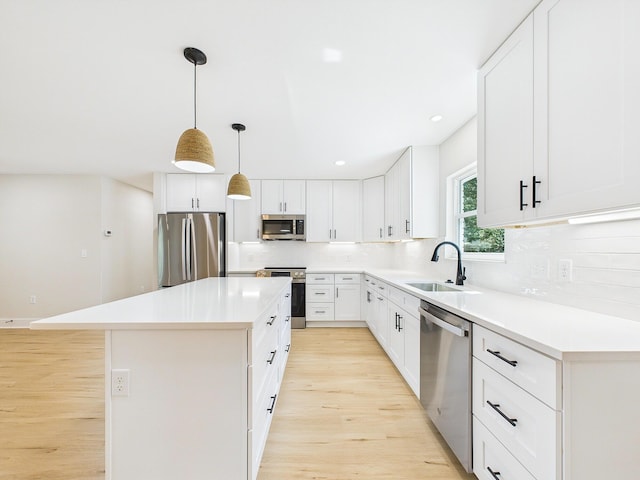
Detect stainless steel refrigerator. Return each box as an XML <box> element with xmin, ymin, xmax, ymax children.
<box><xmin>158</xmin><ymin>213</ymin><xmax>226</xmax><ymax>287</ymax></box>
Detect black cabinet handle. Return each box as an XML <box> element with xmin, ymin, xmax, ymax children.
<box><xmin>267</xmin><ymin>350</ymin><xmax>277</xmax><ymax>365</ymax></box>
<box><xmin>267</xmin><ymin>394</ymin><xmax>277</xmax><ymax>414</ymax></box>
<box><xmin>267</xmin><ymin>315</ymin><xmax>276</xmax><ymax>326</ymax></box>
<box><xmin>397</xmin><ymin>315</ymin><xmax>403</xmax><ymax>331</ymax></box>
<box><xmin>487</xmin><ymin>467</ymin><xmax>502</xmax><ymax>479</ymax></box>
<box><xmin>285</xmin><ymin>316</ymin><xmax>290</xmax><ymax>323</ymax></box>
<box><xmin>285</xmin><ymin>344</ymin><xmax>290</xmax><ymax>352</ymax></box>
<box><xmin>405</xmin><ymin>219</ymin><xmax>410</xmax><ymax>233</ymax></box>
<box><xmin>486</xmin><ymin>349</ymin><xmax>518</xmax><ymax>367</ymax></box>
<box><xmin>532</xmin><ymin>175</ymin><xmax>542</xmax><ymax>208</ymax></box>
<box><xmin>519</xmin><ymin>180</ymin><xmax>528</xmax><ymax>210</ymax></box>
<box><xmin>395</xmin><ymin>312</ymin><xmax>399</xmax><ymax>330</ymax></box>
<box><xmin>487</xmin><ymin>400</ymin><xmax>518</xmax><ymax>427</ymax></box>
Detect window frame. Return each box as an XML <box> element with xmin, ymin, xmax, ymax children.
<box><xmin>446</xmin><ymin>163</ymin><xmax>505</xmax><ymax>262</ymax></box>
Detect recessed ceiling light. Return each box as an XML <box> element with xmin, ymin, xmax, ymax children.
<box><xmin>335</xmin><ymin>160</ymin><xmax>346</xmax><ymax>166</ymax></box>
<box><xmin>323</xmin><ymin>48</ymin><xmax>343</xmax><ymax>63</ymax></box>
<box><xmin>430</xmin><ymin>114</ymin><xmax>443</xmax><ymax>122</ymax></box>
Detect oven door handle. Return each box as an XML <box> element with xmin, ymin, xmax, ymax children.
<box><xmin>418</xmin><ymin>306</ymin><xmax>467</xmax><ymax>337</ymax></box>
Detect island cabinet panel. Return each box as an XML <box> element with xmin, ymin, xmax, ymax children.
<box><xmin>108</xmin><ymin>329</ymin><xmax>249</xmax><ymax>480</ymax></box>
<box><xmin>103</xmin><ymin>281</ymin><xmax>292</xmax><ymax>480</ymax></box>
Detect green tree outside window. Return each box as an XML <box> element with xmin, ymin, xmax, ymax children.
<box><xmin>457</xmin><ymin>176</ymin><xmax>504</xmax><ymax>253</ymax></box>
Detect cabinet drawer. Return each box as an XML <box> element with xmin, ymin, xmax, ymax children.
<box><xmin>335</xmin><ymin>273</ymin><xmax>360</xmax><ymax>284</ymax></box>
<box><xmin>473</xmin><ymin>358</ymin><xmax>560</xmax><ymax>480</ymax></box>
<box><xmin>388</xmin><ymin>285</ymin><xmax>420</xmax><ymax>313</ymax></box>
<box><xmin>374</xmin><ymin>281</ymin><xmax>389</xmax><ymax>297</ymax></box>
<box><xmin>473</xmin><ymin>324</ymin><xmax>560</xmax><ymax>408</ymax></box>
<box><xmin>306</xmin><ymin>303</ymin><xmax>334</xmax><ymax>321</ymax></box>
<box><xmin>306</xmin><ymin>285</ymin><xmax>335</xmax><ymax>301</ymax></box>
<box><xmin>252</xmin><ymin>330</ymin><xmax>280</xmax><ymax>401</ymax></box>
<box><xmin>473</xmin><ymin>417</ymin><xmax>536</xmax><ymax>480</ymax></box>
<box><xmin>251</xmin><ymin>368</ymin><xmax>279</xmax><ymax>475</ymax></box>
<box><xmin>306</xmin><ymin>273</ymin><xmax>335</xmax><ymax>284</ymax></box>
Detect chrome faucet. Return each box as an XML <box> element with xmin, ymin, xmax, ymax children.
<box><xmin>431</xmin><ymin>241</ymin><xmax>466</xmax><ymax>286</ymax></box>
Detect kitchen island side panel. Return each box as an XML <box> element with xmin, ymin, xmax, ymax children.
<box><xmin>563</xmin><ymin>357</ymin><xmax>640</xmax><ymax>480</ymax></box>
<box><xmin>106</xmin><ymin>329</ymin><xmax>249</xmax><ymax>480</ymax></box>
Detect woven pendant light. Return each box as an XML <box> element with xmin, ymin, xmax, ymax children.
<box><xmin>227</xmin><ymin>123</ymin><xmax>251</xmax><ymax>200</ymax></box>
<box><xmin>174</xmin><ymin>48</ymin><xmax>215</xmax><ymax>173</ymax></box>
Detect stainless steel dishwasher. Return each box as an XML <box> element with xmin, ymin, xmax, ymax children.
<box><xmin>418</xmin><ymin>300</ymin><xmax>472</xmax><ymax>473</ymax></box>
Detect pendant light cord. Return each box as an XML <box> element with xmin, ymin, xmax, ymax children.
<box><xmin>237</xmin><ymin>129</ymin><xmax>241</xmax><ymax>173</ymax></box>
<box><xmin>193</xmin><ymin>61</ymin><xmax>198</xmax><ymax>129</ymax></box>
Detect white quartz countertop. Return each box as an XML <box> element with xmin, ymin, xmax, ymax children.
<box><xmin>364</xmin><ymin>269</ymin><xmax>640</xmax><ymax>360</ymax></box>
<box><xmin>30</xmin><ymin>277</ymin><xmax>291</xmax><ymax>331</ymax></box>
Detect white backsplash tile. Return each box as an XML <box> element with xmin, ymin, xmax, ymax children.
<box><xmin>230</xmin><ymin>218</ymin><xmax>640</xmax><ymax>321</ymax></box>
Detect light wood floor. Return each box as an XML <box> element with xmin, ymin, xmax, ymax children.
<box><xmin>1</xmin><ymin>327</ymin><xmax>474</xmax><ymax>480</ymax></box>
<box><xmin>258</xmin><ymin>328</ymin><xmax>475</xmax><ymax>480</ymax></box>
<box><xmin>0</xmin><ymin>330</ymin><xmax>105</xmax><ymax>480</ymax></box>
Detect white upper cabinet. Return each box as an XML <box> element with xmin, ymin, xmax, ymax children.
<box><xmin>306</xmin><ymin>180</ymin><xmax>333</xmax><ymax>241</ymax></box>
<box><xmin>166</xmin><ymin>174</ymin><xmax>227</xmax><ymax>212</ymax></box>
<box><xmin>362</xmin><ymin>176</ymin><xmax>385</xmax><ymax>242</ymax></box>
<box><xmin>233</xmin><ymin>180</ymin><xmax>262</xmax><ymax>242</ymax></box>
<box><xmin>477</xmin><ymin>15</ymin><xmax>534</xmax><ymax>227</ymax></box>
<box><xmin>306</xmin><ymin>180</ymin><xmax>361</xmax><ymax>242</ymax></box>
<box><xmin>384</xmin><ymin>146</ymin><xmax>439</xmax><ymax>240</ymax></box>
<box><xmin>478</xmin><ymin>0</ymin><xmax>640</xmax><ymax>227</ymax></box>
<box><xmin>532</xmin><ymin>0</ymin><xmax>640</xmax><ymax>219</ymax></box>
<box><xmin>261</xmin><ymin>180</ymin><xmax>306</xmax><ymax>214</ymax></box>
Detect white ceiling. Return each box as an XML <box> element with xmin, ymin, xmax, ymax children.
<box><xmin>0</xmin><ymin>0</ymin><xmax>538</xmax><ymax>192</ymax></box>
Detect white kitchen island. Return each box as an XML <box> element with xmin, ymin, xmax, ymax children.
<box><xmin>31</xmin><ymin>277</ymin><xmax>292</xmax><ymax>480</ymax></box>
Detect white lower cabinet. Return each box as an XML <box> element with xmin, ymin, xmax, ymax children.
<box><xmin>385</xmin><ymin>286</ymin><xmax>420</xmax><ymax>397</ymax></box>
<box><xmin>473</xmin><ymin>358</ymin><xmax>560</xmax><ymax>480</ymax></box>
<box><xmin>250</xmin><ymin>287</ymin><xmax>291</xmax><ymax>479</ymax></box>
<box><xmin>473</xmin><ymin>417</ymin><xmax>536</xmax><ymax>480</ymax></box>
<box><xmin>306</xmin><ymin>273</ymin><xmax>360</xmax><ymax>324</ymax></box>
<box><xmin>472</xmin><ymin>324</ymin><xmax>561</xmax><ymax>480</ymax></box>
<box><xmin>361</xmin><ymin>276</ymin><xmax>420</xmax><ymax>398</ymax></box>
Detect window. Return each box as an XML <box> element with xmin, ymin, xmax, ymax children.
<box><xmin>449</xmin><ymin>165</ymin><xmax>504</xmax><ymax>258</ymax></box>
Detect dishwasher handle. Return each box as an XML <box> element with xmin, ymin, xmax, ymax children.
<box><xmin>418</xmin><ymin>306</ymin><xmax>468</xmax><ymax>337</ymax></box>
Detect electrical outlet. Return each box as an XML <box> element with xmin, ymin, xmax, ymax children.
<box><xmin>29</xmin><ymin>295</ymin><xmax>36</xmax><ymax>304</ymax></box>
<box><xmin>558</xmin><ymin>259</ymin><xmax>573</xmax><ymax>282</ymax></box>
<box><xmin>531</xmin><ymin>258</ymin><xmax>549</xmax><ymax>280</ymax></box>
<box><xmin>111</xmin><ymin>369</ymin><xmax>130</xmax><ymax>397</ymax></box>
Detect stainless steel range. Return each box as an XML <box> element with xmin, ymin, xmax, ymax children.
<box><xmin>260</xmin><ymin>267</ymin><xmax>306</xmax><ymax>329</ymax></box>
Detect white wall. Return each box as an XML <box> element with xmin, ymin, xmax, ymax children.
<box><xmin>0</xmin><ymin>175</ymin><xmax>153</xmax><ymax>319</ymax></box>
<box><xmin>100</xmin><ymin>177</ymin><xmax>155</xmax><ymax>303</ymax></box>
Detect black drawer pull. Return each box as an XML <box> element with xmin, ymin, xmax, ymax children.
<box><xmin>486</xmin><ymin>349</ymin><xmax>518</xmax><ymax>367</ymax></box>
<box><xmin>487</xmin><ymin>467</ymin><xmax>501</xmax><ymax>479</ymax></box>
<box><xmin>285</xmin><ymin>316</ymin><xmax>290</xmax><ymax>323</ymax></box>
<box><xmin>487</xmin><ymin>400</ymin><xmax>518</xmax><ymax>427</ymax></box>
<box><xmin>267</xmin><ymin>350</ymin><xmax>277</xmax><ymax>365</ymax></box>
<box><xmin>267</xmin><ymin>315</ymin><xmax>276</xmax><ymax>326</ymax></box>
<box><xmin>267</xmin><ymin>394</ymin><xmax>277</xmax><ymax>414</ymax></box>
<box><xmin>285</xmin><ymin>344</ymin><xmax>290</xmax><ymax>352</ymax></box>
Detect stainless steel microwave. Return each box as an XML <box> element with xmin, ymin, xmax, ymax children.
<box><xmin>261</xmin><ymin>214</ymin><xmax>306</xmax><ymax>241</ymax></box>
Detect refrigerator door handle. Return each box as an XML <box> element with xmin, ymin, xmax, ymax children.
<box><xmin>181</xmin><ymin>218</ymin><xmax>188</xmax><ymax>281</ymax></box>
<box><xmin>189</xmin><ymin>217</ymin><xmax>198</xmax><ymax>280</ymax></box>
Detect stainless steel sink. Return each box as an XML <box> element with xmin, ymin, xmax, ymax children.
<box><xmin>406</xmin><ymin>282</ymin><xmax>461</xmax><ymax>293</ymax></box>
